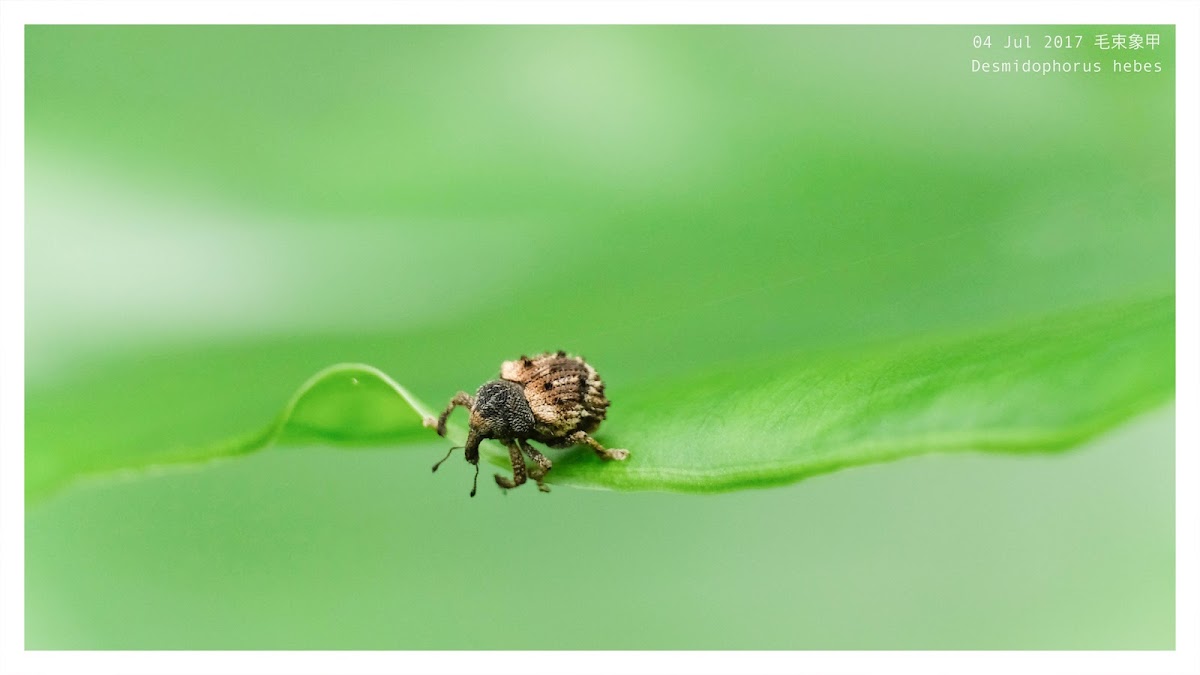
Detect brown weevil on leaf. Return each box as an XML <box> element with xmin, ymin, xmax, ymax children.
<box><xmin>424</xmin><ymin>351</ymin><xmax>629</xmax><ymax>496</ymax></box>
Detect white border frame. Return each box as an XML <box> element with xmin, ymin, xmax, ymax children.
<box><xmin>1</xmin><ymin>2</ymin><xmax>1196</xmax><ymax>674</ymax></box>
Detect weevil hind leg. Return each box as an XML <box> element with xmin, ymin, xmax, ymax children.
<box><xmin>567</xmin><ymin>431</ymin><xmax>630</xmax><ymax>461</ymax></box>
<box><xmin>494</xmin><ymin>440</ymin><xmax>528</xmax><ymax>490</ymax></box>
<box><xmin>519</xmin><ymin>439</ymin><xmax>553</xmax><ymax>493</ymax></box>
<box><xmin>424</xmin><ymin>391</ymin><xmax>475</xmax><ymax>437</ymax></box>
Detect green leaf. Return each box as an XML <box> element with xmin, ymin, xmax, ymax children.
<box><xmin>550</xmin><ymin>294</ymin><xmax>1173</xmax><ymax>492</ymax></box>
<box><xmin>23</xmin><ymin>26</ymin><xmax>1175</xmax><ymax>505</ymax></box>
<box><xmin>28</xmin><ymin>293</ymin><xmax>1171</xmax><ymax>500</ymax></box>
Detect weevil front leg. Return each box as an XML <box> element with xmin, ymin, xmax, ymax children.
<box><xmin>519</xmin><ymin>439</ymin><xmax>553</xmax><ymax>493</ymax></box>
<box><xmin>423</xmin><ymin>391</ymin><xmax>475</xmax><ymax>437</ymax></box>
<box><xmin>494</xmin><ymin>440</ymin><xmax>528</xmax><ymax>490</ymax></box>
<box><xmin>567</xmin><ymin>431</ymin><xmax>630</xmax><ymax>461</ymax></box>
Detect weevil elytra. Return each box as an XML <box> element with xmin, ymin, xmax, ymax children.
<box><xmin>424</xmin><ymin>351</ymin><xmax>629</xmax><ymax>495</ymax></box>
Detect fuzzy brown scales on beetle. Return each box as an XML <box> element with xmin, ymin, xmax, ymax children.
<box><xmin>424</xmin><ymin>351</ymin><xmax>629</xmax><ymax>496</ymax></box>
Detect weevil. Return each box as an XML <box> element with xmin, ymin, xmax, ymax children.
<box><xmin>424</xmin><ymin>351</ymin><xmax>629</xmax><ymax>495</ymax></box>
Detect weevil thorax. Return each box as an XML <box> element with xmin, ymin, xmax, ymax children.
<box><xmin>467</xmin><ymin>379</ymin><xmax>535</xmax><ymax>455</ymax></box>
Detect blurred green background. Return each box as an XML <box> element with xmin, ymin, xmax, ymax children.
<box><xmin>25</xmin><ymin>26</ymin><xmax>1174</xmax><ymax>648</ymax></box>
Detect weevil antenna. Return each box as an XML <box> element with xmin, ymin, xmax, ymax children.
<box><xmin>432</xmin><ymin>446</ymin><xmax>463</xmax><ymax>473</ymax></box>
<box><xmin>470</xmin><ymin>463</ymin><xmax>480</xmax><ymax>497</ymax></box>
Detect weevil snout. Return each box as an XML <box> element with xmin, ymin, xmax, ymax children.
<box><xmin>463</xmin><ymin>429</ymin><xmax>482</xmax><ymax>465</ymax></box>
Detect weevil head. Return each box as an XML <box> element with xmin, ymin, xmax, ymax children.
<box><xmin>467</xmin><ymin>379</ymin><xmax>535</xmax><ymax>455</ymax></box>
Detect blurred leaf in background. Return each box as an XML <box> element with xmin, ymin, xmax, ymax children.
<box><xmin>24</xmin><ymin>25</ymin><xmax>1174</xmax><ymax>649</ymax></box>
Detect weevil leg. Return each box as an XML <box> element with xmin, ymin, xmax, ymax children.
<box><xmin>519</xmin><ymin>439</ymin><xmax>553</xmax><ymax>493</ymax></box>
<box><xmin>566</xmin><ymin>431</ymin><xmax>630</xmax><ymax>461</ymax></box>
<box><xmin>423</xmin><ymin>391</ymin><xmax>474</xmax><ymax>437</ymax></box>
<box><xmin>494</xmin><ymin>440</ymin><xmax>528</xmax><ymax>490</ymax></box>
